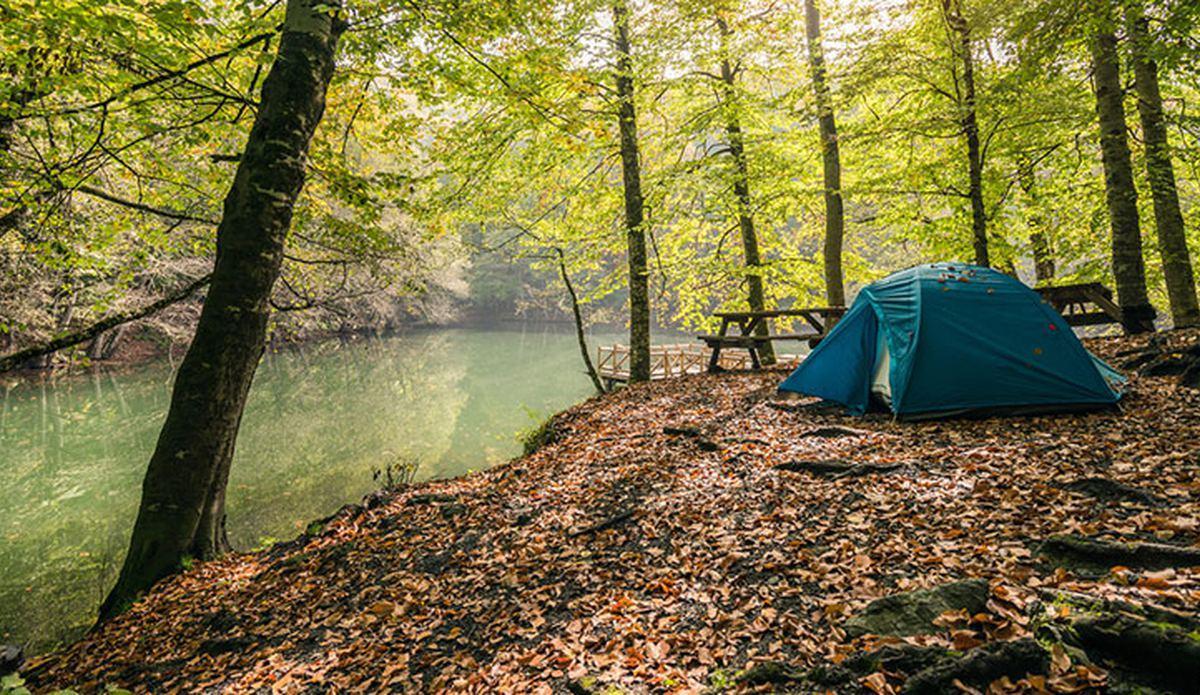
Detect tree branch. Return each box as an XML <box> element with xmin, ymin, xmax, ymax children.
<box><xmin>74</xmin><ymin>184</ymin><xmax>218</xmax><ymax>224</ymax></box>
<box><xmin>0</xmin><ymin>273</ymin><xmax>212</xmax><ymax>372</ymax></box>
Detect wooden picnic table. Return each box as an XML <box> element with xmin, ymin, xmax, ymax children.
<box><xmin>1034</xmin><ymin>282</ymin><xmax>1122</xmax><ymax>327</ymax></box>
<box><xmin>698</xmin><ymin>307</ymin><xmax>847</xmax><ymax>372</ymax></box>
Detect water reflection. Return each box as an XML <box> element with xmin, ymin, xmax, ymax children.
<box><xmin>0</xmin><ymin>326</ymin><xmax>625</xmax><ymax>652</ymax></box>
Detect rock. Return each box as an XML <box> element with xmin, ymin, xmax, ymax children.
<box><xmin>901</xmin><ymin>638</ymin><xmax>1048</xmax><ymax>695</ymax></box>
<box><xmin>1</xmin><ymin>644</ymin><xmax>22</xmax><ymax>676</ymax></box>
<box><xmin>843</xmin><ymin>578</ymin><xmax>989</xmax><ymax>638</ymax></box>
<box><xmin>1058</xmin><ymin>477</ymin><xmax>1163</xmax><ymax>507</ymax></box>
<box><xmin>1037</xmin><ymin>534</ymin><xmax>1200</xmax><ymax>571</ymax></box>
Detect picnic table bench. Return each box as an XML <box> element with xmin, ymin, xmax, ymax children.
<box><xmin>1034</xmin><ymin>282</ymin><xmax>1122</xmax><ymax>327</ymax></box>
<box><xmin>698</xmin><ymin>307</ymin><xmax>847</xmax><ymax>372</ymax></box>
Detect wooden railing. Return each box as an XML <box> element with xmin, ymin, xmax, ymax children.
<box><xmin>596</xmin><ymin>343</ymin><xmax>756</xmax><ymax>386</ymax></box>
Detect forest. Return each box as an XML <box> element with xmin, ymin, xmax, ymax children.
<box><xmin>3</xmin><ymin>0</ymin><xmax>1200</xmax><ymax>693</ymax></box>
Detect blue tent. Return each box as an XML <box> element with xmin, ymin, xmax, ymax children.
<box><xmin>779</xmin><ymin>263</ymin><xmax>1124</xmax><ymax>419</ymax></box>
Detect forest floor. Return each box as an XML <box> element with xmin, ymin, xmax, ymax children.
<box><xmin>23</xmin><ymin>331</ymin><xmax>1200</xmax><ymax>694</ymax></box>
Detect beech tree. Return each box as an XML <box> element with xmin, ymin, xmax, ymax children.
<box><xmin>100</xmin><ymin>0</ymin><xmax>344</xmax><ymax>618</ymax></box>
<box><xmin>1124</xmin><ymin>1</ymin><xmax>1199</xmax><ymax>328</ymax></box>
<box><xmin>940</xmin><ymin>0</ymin><xmax>989</xmax><ymax>267</ymax></box>
<box><xmin>715</xmin><ymin>13</ymin><xmax>774</xmax><ymax>364</ymax></box>
<box><xmin>803</xmin><ymin>0</ymin><xmax>845</xmax><ymax>305</ymax></box>
<box><xmin>1090</xmin><ymin>0</ymin><xmax>1156</xmax><ymax>334</ymax></box>
<box><xmin>613</xmin><ymin>0</ymin><xmax>652</xmax><ymax>383</ymax></box>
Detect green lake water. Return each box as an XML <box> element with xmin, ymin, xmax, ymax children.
<box><xmin>0</xmin><ymin>326</ymin><xmax>636</xmax><ymax>652</ymax></box>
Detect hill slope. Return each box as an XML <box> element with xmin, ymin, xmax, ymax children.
<box><xmin>25</xmin><ymin>332</ymin><xmax>1200</xmax><ymax>693</ymax></box>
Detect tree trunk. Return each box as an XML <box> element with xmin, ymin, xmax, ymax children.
<box><xmin>1030</xmin><ymin>230</ymin><xmax>1055</xmax><ymax>283</ymax></box>
<box><xmin>557</xmin><ymin>248</ymin><xmax>606</xmax><ymax>395</ymax></box>
<box><xmin>1019</xmin><ymin>169</ymin><xmax>1055</xmax><ymax>283</ymax></box>
<box><xmin>942</xmin><ymin>0</ymin><xmax>988</xmax><ymax>267</ymax></box>
<box><xmin>99</xmin><ymin>324</ymin><xmax>127</xmax><ymax>360</ymax></box>
<box><xmin>613</xmin><ymin>0</ymin><xmax>650</xmax><ymax>383</ymax></box>
<box><xmin>98</xmin><ymin>0</ymin><xmax>342</xmax><ymax>621</ymax></box>
<box><xmin>804</xmin><ymin>0</ymin><xmax>845</xmax><ymax>306</ymax></box>
<box><xmin>717</xmin><ymin>17</ymin><xmax>774</xmax><ymax>365</ymax></box>
<box><xmin>1125</xmin><ymin>2</ymin><xmax>1199</xmax><ymax>327</ymax></box>
<box><xmin>1091</xmin><ymin>6</ymin><xmax>1156</xmax><ymax>334</ymax></box>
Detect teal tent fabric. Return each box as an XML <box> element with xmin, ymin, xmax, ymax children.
<box><xmin>779</xmin><ymin>263</ymin><xmax>1124</xmax><ymax>418</ymax></box>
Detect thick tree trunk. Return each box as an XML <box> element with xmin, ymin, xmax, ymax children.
<box><xmin>1091</xmin><ymin>8</ymin><xmax>1156</xmax><ymax>334</ymax></box>
<box><xmin>1126</xmin><ymin>3</ymin><xmax>1199</xmax><ymax>327</ymax></box>
<box><xmin>613</xmin><ymin>0</ymin><xmax>650</xmax><ymax>383</ymax></box>
<box><xmin>804</xmin><ymin>0</ymin><xmax>845</xmax><ymax>306</ymax></box>
<box><xmin>717</xmin><ymin>17</ymin><xmax>773</xmax><ymax>365</ymax></box>
<box><xmin>98</xmin><ymin>0</ymin><xmax>342</xmax><ymax>621</ymax></box>
<box><xmin>806</xmin><ymin>0</ymin><xmax>844</xmax><ymax>309</ymax></box>
<box><xmin>942</xmin><ymin>0</ymin><xmax>988</xmax><ymax>267</ymax></box>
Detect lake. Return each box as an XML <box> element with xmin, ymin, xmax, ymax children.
<box><xmin>0</xmin><ymin>326</ymin><xmax>642</xmax><ymax>653</ymax></box>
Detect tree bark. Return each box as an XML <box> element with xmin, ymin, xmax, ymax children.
<box><xmin>942</xmin><ymin>0</ymin><xmax>988</xmax><ymax>267</ymax></box>
<box><xmin>613</xmin><ymin>0</ymin><xmax>651</xmax><ymax>383</ymax></box>
<box><xmin>804</xmin><ymin>0</ymin><xmax>845</xmax><ymax>306</ymax></box>
<box><xmin>98</xmin><ymin>0</ymin><xmax>342</xmax><ymax>621</ymax></box>
<box><xmin>717</xmin><ymin>17</ymin><xmax>773</xmax><ymax>365</ymax></box>
<box><xmin>1019</xmin><ymin>169</ymin><xmax>1055</xmax><ymax>283</ymax></box>
<box><xmin>1030</xmin><ymin>230</ymin><xmax>1055</xmax><ymax>283</ymax></box>
<box><xmin>1091</xmin><ymin>4</ymin><xmax>1156</xmax><ymax>334</ymax></box>
<box><xmin>1125</xmin><ymin>2</ymin><xmax>1199</xmax><ymax>327</ymax></box>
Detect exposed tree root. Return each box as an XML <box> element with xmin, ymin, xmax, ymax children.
<box><xmin>1057</xmin><ymin>477</ymin><xmax>1164</xmax><ymax>506</ymax></box>
<box><xmin>775</xmin><ymin>459</ymin><xmax>903</xmax><ymax>479</ymax></box>
<box><xmin>901</xmin><ymin>638</ymin><xmax>1048</xmax><ymax>695</ymax></box>
<box><xmin>1038</xmin><ymin>534</ymin><xmax>1200</xmax><ymax>570</ymax></box>
<box><xmin>799</xmin><ymin>425</ymin><xmax>871</xmax><ymax>438</ymax></box>
<box><xmin>1073</xmin><ymin>615</ymin><xmax>1200</xmax><ymax>694</ymax></box>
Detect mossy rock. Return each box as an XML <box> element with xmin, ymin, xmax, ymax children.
<box><xmin>844</xmin><ymin>578</ymin><xmax>989</xmax><ymax>638</ymax></box>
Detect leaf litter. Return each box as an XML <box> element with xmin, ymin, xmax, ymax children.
<box><xmin>24</xmin><ymin>331</ymin><xmax>1200</xmax><ymax>693</ymax></box>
